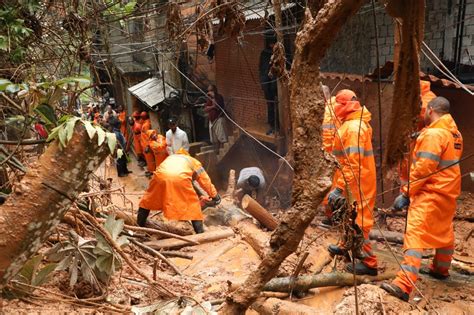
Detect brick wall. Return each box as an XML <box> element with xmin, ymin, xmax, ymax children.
<box><xmin>322</xmin><ymin>0</ymin><xmax>474</xmax><ymax>75</ymax></box>
<box><xmin>214</xmin><ymin>21</ymin><xmax>268</xmax><ymax>128</ymax></box>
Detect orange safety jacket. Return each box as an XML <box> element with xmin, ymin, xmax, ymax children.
<box><xmin>139</xmin><ymin>152</ymin><xmax>218</xmax><ymax>220</ymax></box>
<box><xmin>150</xmin><ymin>134</ymin><xmax>168</xmax><ymax>168</ymax></box>
<box><xmin>322</xmin><ymin>96</ymin><xmax>340</xmax><ymax>153</ymax></box>
<box><xmin>401</xmin><ymin>114</ymin><xmax>463</xmax><ymax>249</ymax></box>
<box><xmin>332</xmin><ymin>106</ymin><xmax>377</xmax><ymax>235</ymax></box>
<box><xmin>399</xmin><ymin>81</ymin><xmax>437</xmax><ymax>186</ymax></box>
<box><xmin>143</xmin><ymin>130</ymin><xmax>156</xmax><ymax>172</ymax></box>
<box><xmin>140</xmin><ymin>119</ymin><xmax>151</xmax><ymax>149</ymax></box>
<box><xmin>133</xmin><ymin>120</ymin><xmax>143</xmax><ymax>155</ymax></box>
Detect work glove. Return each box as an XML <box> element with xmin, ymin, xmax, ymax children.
<box><xmin>392</xmin><ymin>194</ymin><xmax>410</xmax><ymax>211</ymax></box>
<box><xmin>212</xmin><ymin>194</ymin><xmax>221</xmax><ymax>206</ymax></box>
<box><xmin>328</xmin><ymin>188</ymin><xmax>344</xmax><ymax>208</ymax></box>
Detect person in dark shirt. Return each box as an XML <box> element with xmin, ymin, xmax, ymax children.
<box><xmin>110</xmin><ymin>117</ymin><xmax>130</xmax><ymax>177</ymax></box>
<box><xmin>259</xmin><ymin>31</ymin><xmax>278</xmax><ymax>135</ymax></box>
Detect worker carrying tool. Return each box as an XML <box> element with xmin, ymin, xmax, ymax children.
<box><xmin>381</xmin><ymin>96</ymin><xmax>463</xmax><ymax>302</ymax></box>
<box><xmin>236</xmin><ymin>167</ymin><xmax>266</xmax><ymax>204</ymax></box>
<box><xmin>326</xmin><ymin>89</ymin><xmax>378</xmax><ymax>276</ymax></box>
<box><xmin>136</xmin><ymin>148</ymin><xmax>221</xmax><ymax>234</ymax></box>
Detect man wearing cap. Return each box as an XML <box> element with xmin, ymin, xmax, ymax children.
<box><xmin>166</xmin><ymin>117</ymin><xmax>190</xmax><ymax>155</ymax></box>
<box><xmin>326</xmin><ymin>89</ymin><xmax>378</xmax><ymax>276</ymax></box>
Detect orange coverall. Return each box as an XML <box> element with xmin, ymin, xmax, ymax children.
<box><xmin>132</xmin><ymin>120</ymin><xmax>143</xmax><ymax>155</ymax></box>
<box><xmin>332</xmin><ymin>103</ymin><xmax>377</xmax><ymax>269</ymax></box>
<box><xmin>143</xmin><ymin>130</ymin><xmax>156</xmax><ymax>172</ymax></box>
<box><xmin>399</xmin><ymin>80</ymin><xmax>437</xmax><ymax>186</ymax></box>
<box><xmin>140</xmin><ymin>119</ymin><xmax>154</xmax><ymax>171</ymax></box>
<box><xmin>139</xmin><ymin>150</ymin><xmax>218</xmax><ymax>221</ymax></box>
<box><xmin>149</xmin><ymin>133</ymin><xmax>168</xmax><ymax>168</ymax></box>
<box><xmin>392</xmin><ymin>113</ymin><xmax>463</xmax><ymax>294</ymax></box>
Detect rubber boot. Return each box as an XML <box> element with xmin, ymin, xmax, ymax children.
<box><xmin>191</xmin><ymin>220</ymin><xmax>204</xmax><ymax>234</ymax></box>
<box><xmin>380</xmin><ymin>282</ymin><xmax>409</xmax><ymax>302</ymax></box>
<box><xmin>137</xmin><ymin>207</ymin><xmax>150</xmax><ymax>227</ymax></box>
<box><xmin>345</xmin><ymin>261</ymin><xmax>378</xmax><ymax>276</ymax></box>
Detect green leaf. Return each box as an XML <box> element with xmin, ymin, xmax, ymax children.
<box><xmin>58</xmin><ymin>125</ymin><xmax>67</xmax><ymax>148</ymax></box>
<box><xmin>95</xmin><ymin>126</ymin><xmax>105</xmax><ymax>146</ymax></box>
<box><xmin>46</xmin><ymin>124</ymin><xmax>62</xmax><ymax>142</ymax></box>
<box><xmin>32</xmin><ymin>263</ymin><xmax>57</xmax><ymax>286</ymax></box>
<box><xmin>0</xmin><ymin>36</ymin><xmax>7</xmax><ymax>51</ymax></box>
<box><xmin>95</xmin><ymin>255</ymin><xmax>114</xmax><ymax>273</ymax></box>
<box><xmin>106</xmin><ymin>132</ymin><xmax>117</xmax><ymax>154</ymax></box>
<box><xmin>18</xmin><ymin>255</ymin><xmax>42</xmax><ymax>284</ymax></box>
<box><xmin>34</xmin><ymin>104</ymin><xmax>57</xmax><ymax>126</ymax></box>
<box><xmin>83</xmin><ymin>120</ymin><xmax>96</xmax><ymax>139</ymax></box>
<box><xmin>65</xmin><ymin>117</ymin><xmax>79</xmax><ymax>143</ymax></box>
<box><xmin>69</xmin><ymin>255</ymin><xmax>78</xmax><ymax>287</ymax></box>
<box><xmin>104</xmin><ymin>215</ymin><xmax>124</xmax><ymax>240</ymax></box>
<box><xmin>0</xmin><ymin>78</ymin><xmax>12</xmax><ymax>90</ymax></box>
<box><xmin>5</xmin><ymin>84</ymin><xmax>20</xmax><ymax>94</ymax></box>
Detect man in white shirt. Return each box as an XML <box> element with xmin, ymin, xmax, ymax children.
<box><xmin>166</xmin><ymin>117</ymin><xmax>190</xmax><ymax>155</ymax></box>
<box><xmin>236</xmin><ymin>167</ymin><xmax>266</xmax><ymax>204</ymax></box>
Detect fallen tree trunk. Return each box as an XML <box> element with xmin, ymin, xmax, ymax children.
<box><xmin>0</xmin><ymin>124</ymin><xmax>109</xmax><ymax>288</ymax></box>
<box><xmin>144</xmin><ymin>228</ymin><xmax>235</xmax><ymax>250</ymax></box>
<box><xmin>219</xmin><ymin>2</ymin><xmax>363</xmax><ymax>313</ymax></box>
<box><xmin>252</xmin><ymin>297</ymin><xmax>322</xmax><ymax>315</ymax></box>
<box><xmin>146</xmin><ymin>219</ymin><xmax>194</xmax><ymax>236</ymax></box>
<box><xmin>369</xmin><ymin>230</ymin><xmax>404</xmax><ymax>244</ymax></box>
<box><xmin>263</xmin><ymin>272</ymin><xmax>396</xmax><ymax>293</ymax></box>
<box><xmin>384</xmin><ymin>0</ymin><xmax>425</xmax><ymax>167</ymax></box>
<box><xmin>234</xmin><ymin>219</ymin><xmax>269</xmax><ymax>259</ymax></box>
<box><xmin>241</xmin><ymin>195</ymin><xmax>279</xmax><ymax>230</ymax></box>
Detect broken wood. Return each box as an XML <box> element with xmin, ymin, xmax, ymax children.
<box><xmin>252</xmin><ymin>297</ymin><xmax>322</xmax><ymax>315</ymax></box>
<box><xmin>144</xmin><ymin>228</ymin><xmax>235</xmax><ymax>250</ymax></box>
<box><xmin>219</xmin><ymin>2</ymin><xmax>361</xmax><ymax>313</ymax></box>
<box><xmin>369</xmin><ymin>230</ymin><xmax>404</xmax><ymax>244</ymax></box>
<box><xmin>241</xmin><ymin>195</ymin><xmax>279</xmax><ymax>230</ymax></box>
<box><xmin>0</xmin><ymin>124</ymin><xmax>110</xmax><ymax>287</ymax></box>
<box><xmin>78</xmin><ymin>211</ymin><xmax>175</xmax><ymax>297</ymax></box>
<box><xmin>93</xmin><ymin>217</ymin><xmax>199</xmax><ymax>245</ymax></box>
<box><xmin>224</xmin><ymin>169</ymin><xmax>236</xmax><ymax>198</ymax></box>
<box><xmin>130</xmin><ymin>239</ymin><xmax>182</xmax><ymax>276</ymax></box>
<box><xmin>161</xmin><ymin>251</ymin><xmax>193</xmax><ymax>260</ymax></box>
<box><xmin>263</xmin><ymin>271</ymin><xmax>397</xmax><ymax>293</ymax></box>
<box><xmin>234</xmin><ymin>219</ymin><xmax>269</xmax><ymax>259</ymax></box>
<box><xmin>313</xmin><ymin>252</ymin><xmax>333</xmax><ymax>275</ymax></box>
<box><xmin>384</xmin><ymin>0</ymin><xmax>425</xmax><ymax>167</ymax></box>
<box><xmin>146</xmin><ymin>219</ymin><xmax>194</xmax><ymax>236</ymax></box>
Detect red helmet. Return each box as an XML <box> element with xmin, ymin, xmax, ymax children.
<box><xmin>132</xmin><ymin>111</ymin><xmax>141</xmax><ymax>118</ymax></box>
<box><xmin>140</xmin><ymin>111</ymin><xmax>149</xmax><ymax>118</ymax></box>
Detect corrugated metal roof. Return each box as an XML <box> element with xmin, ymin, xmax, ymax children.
<box><xmin>128</xmin><ymin>77</ymin><xmax>177</xmax><ymax>110</ymax></box>
<box><xmin>212</xmin><ymin>2</ymin><xmax>296</xmax><ymax>25</ymax></box>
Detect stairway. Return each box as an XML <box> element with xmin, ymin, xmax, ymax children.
<box><xmin>195</xmin><ymin>128</ymin><xmax>240</xmax><ymax>166</ymax></box>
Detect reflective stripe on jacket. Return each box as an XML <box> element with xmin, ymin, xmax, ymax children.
<box><xmin>402</xmin><ymin>114</ymin><xmax>463</xmax><ymax>249</ymax></box>
<box><xmin>332</xmin><ymin>106</ymin><xmax>377</xmax><ymax>233</ymax></box>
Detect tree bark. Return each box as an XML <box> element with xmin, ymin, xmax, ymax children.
<box><xmin>0</xmin><ymin>124</ymin><xmax>109</xmax><ymax>288</ymax></box>
<box><xmin>263</xmin><ymin>272</ymin><xmax>396</xmax><ymax>293</ymax></box>
<box><xmin>384</xmin><ymin>0</ymin><xmax>425</xmax><ymax>167</ymax></box>
<box><xmin>219</xmin><ymin>2</ymin><xmax>364</xmax><ymax>314</ymax></box>
<box><xmin>241</xmin><ymin>195</ymin><xmax>279</xmax><ymax>230</ymax></box>
<box><xmin>252</xmin><ymin>297</ymin><xmax>322</xmax><ymax>315</ymax></box>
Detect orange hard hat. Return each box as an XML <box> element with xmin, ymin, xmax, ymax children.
<box><xmin>420</xmin><ymin>80</ymin><xmax>431</xmax><ymax>96</ymax></box>
<box><xmin>133</xmin><ymin>123</ymin><xmax>142</xmax><ymax>133</ymax></box>
<box><xmin>140</xmin><ymin>111</ymin><xmax>148</xmax><ymax>118</ymax></box>
<box><xmin>132</xmin><ymin>111</ymin><xmax>140</xmax><ymax>118</ymax></box>
<box><xmin>335</xmin><ymin>89</ymin><xmax>357</xmax><ymax>106</ymax></box>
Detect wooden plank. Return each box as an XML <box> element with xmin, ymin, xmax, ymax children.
<box><xmin>144</xmin><ymin>228</ymin><xmax>235</xmax><ymax>250</ymax></box>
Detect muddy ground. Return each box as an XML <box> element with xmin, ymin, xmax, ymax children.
<box><xmin>1</xmin><ymin>160</ymin><xmax>473</xmax><ymax>314</ymax></box>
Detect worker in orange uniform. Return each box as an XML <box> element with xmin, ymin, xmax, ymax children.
<box><xmin>381</xmin><ymin>97</ymin><xmax>463</xmax><ymax>301</ymax></box>
<box><xmin>399</xmin><ymin>80</ymin><xmax>437</xmax><ymax>187</ymax></box>
<box><xmin>326</xmin><ymin>89</ymin><xmax>378</xmax><ymax>276</ymax></box>
<box><xmin>142</xmin><ymin>130</ymin><xmax>156</xmax><ymax>176</ymax></box>
<box><xmin>148</xmin><ymin>130</ymin><xmax>168</xmax><ymax>168</ymax></box>
<box><xmin>117</xmin><ymin>106</ymin><xmax>129</xmax><ymax>151</ymax></box>
<box><xmin>140</xmin><ymin>111</ymin><xmax>154</xmax><ymax>174</ymax></box>
<box><xmin>137</xmin><ymin>148</ymin><xmax>221</xmax><ymax>234</ymax></box>
<box><xmin>132</xmin><ymin>111</ymin><xmax>146</xmax><ymax>167</ymax></box>
<box><xmin>320</xmin><ymin>85</ymin><xmax>341</xmax><ymax>227</ymax></box>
